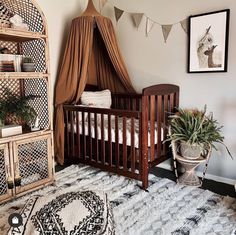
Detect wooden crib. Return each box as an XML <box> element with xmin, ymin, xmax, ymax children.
<box><xmin>63</xmin><ymin>84</ymin><xmax>179</xmax><ymax>189</ymax></box>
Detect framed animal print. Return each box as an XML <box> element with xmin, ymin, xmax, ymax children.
<box><xmin>188</xmin><ymin>9</ymin><xmax>230</xmax><ymax>73</ymax></box>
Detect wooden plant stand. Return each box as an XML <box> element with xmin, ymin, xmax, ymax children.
<box><xmin>171</xmin><ymin>139</ymin><xmax>212</xmax><ymax>187</ymax></box>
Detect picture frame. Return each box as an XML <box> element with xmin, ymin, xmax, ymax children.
<box><xmin>188</xmin><ymin>9</ymin><xmax>230</xmax><ymax>73</ymax></box>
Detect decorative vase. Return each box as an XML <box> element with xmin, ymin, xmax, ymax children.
<box><xmin>179</xmin><ymin>141</ymin><xmax>203</xmax><ymax>159</ymax></box>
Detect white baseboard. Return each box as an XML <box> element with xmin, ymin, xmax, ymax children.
<box><xmin>158</xmin><ymin>162</ymin><xmax>236</xmax><ymax>186</ymax></box>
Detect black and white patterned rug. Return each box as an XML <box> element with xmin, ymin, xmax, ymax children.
<box><xmin>7</xmin><ymin>190</ymin><xmax>114</xmax><ymax>235</ymax></box>
<box><xmin>1</xmin><ymin>164</ymin><xmax>236</xmax><ymax>235</ymax></box>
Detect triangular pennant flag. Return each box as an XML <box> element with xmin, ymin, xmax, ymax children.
<box><xmin>146</xmin><ymin>18</ymin><xmax>155</xmax><ymax>37</ymax></box>
<box><xmin>131</xmin><ymin>13</ymin><xmax>144</xmax><ymax>29</ymax></box>
<box><xmin>180</xmin><ymin>19</ymin><xmax>188</xmax><ymax>34</ymax></box>
<box><xmin>161</xmin><ymin>24</ymin><xmax>173</xmax><ymax>43</ymax></box>
<box><xmin>114</xmin><ymin>7</ymin><xmax>124</xmax><ymax>23</ymax></box>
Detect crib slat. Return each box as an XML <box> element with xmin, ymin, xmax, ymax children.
<box><xmin>123</xmin><ymin>116</ymin><xmax>127</xmax><ymax>171</ymax></box>
<box><xmin>88</xmin><ymin>112</ymin><xmax>92</xmax><ymax>160</ymax></box>
<box><xmin>175</xmin><ymin>91</ymin><xmax>179</xmax><ymax>108</ymax></box>
<box><xmin>163</xmin><ymin>95</ymin><xmax>168</xmax><ymax>155</ymax></box>
<box><xmin>65</xmin><ymin>110</ymin><xmax>70</xmax><ymax>158</ymax></box>
<box><xmin>108</xmin><ymin>114</ymin><xmax>112</xmax><ymax>166</ymax></box>
<box><xmin>157</xmin><ymin>95</ymin><xmax>162</xmax><ymax>157</ymax></box>
<box><xmin>82</xmin><ymin>111</ymin><xmax>86</xmax><ymax>160</ymax></box>
<box><xmin>70</xmin><ymin>111</ymin><xmax>75</xmax><ymax>157</ymax></box>
<box><xmin>134</xmin><ymin>99</ymin><xmax>136</xmax><ymax>111</ymax></box>
<box><xmin>127</xmin><ymin>98</ymin><xmax>130</xmax><ymax>110</ymax></box>
<box><xmin>150</xmin><ymin>95</ymin><xmax>155</xmax><ymax>161</ymax></box>
<box><xmin>76</xmin><ymin>111</ymin><xmax>80</xmax><ymax>159</ymax></box>
<box><xmin>170</xmin><ymin>93</ymin><xmax>174</xmax><ymax>113</ymax></box>
<box><xmin>94</xmin><ymin>113</ymin><xmax>99</xmax><ymax>162</ymax></box>
<box><xmin>141</xmin><ymin>95</ymin><xmax>149</xmax><ymax>189</ymax></box>
<box><xmin>131</xmin><ymin>117</ymin><xmax>135</xmax><ymax>173</ymax></box>
<box><xmin>101</xmin><ymin>114</ymin><xmax>105</xmax><ymax>164</ymax></box>
<box><xmin>139</xmin><ymin>116</ymin><xmax>142</xmax><ymax>174</ymax></box>
<box><xmin>115</xmin><ymin>116</ymin><xmax>119</xmax><ymax>168</ymax></box>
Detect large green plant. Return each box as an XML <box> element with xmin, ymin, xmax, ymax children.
<box><xmin>0</xmin><ymin>88</ymin><xmax>38</xmax><ymax>126</ymax></box>
<box><xmin>168</xmin><ymin>105</ymin><xmax>232</xmax><ymax>158</ymax></box>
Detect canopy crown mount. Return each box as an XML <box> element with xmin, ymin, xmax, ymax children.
<box><xmin>82</xmin><ymin>0</ymin><xmax>101</xmax><ymax>17</ymax></box>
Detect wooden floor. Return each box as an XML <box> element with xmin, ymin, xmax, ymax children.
<box><xmin>56</xmin><ymin>165</ymin><xmax>236</xmax><ymax>198</ymax></box>
<box><xmin>150</xmin><ymin>167</ymin><xmax>236</xmax><ymax>198</ymax></box>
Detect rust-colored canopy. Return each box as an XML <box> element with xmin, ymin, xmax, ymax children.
<box><xmin>54</xmin><ymin>13</ymin><xmax>135</xmax><ymax>165</ymax></box>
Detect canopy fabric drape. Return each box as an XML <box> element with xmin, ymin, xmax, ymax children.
<box><xmin>55</xmin><ymin>15</ymin><xmax>135</xmax><ymax>165</ymax></box>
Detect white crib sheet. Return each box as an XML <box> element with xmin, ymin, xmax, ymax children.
<box><xmin>68</xmin><ymin>117</ymin><xmax>163</xmax><ymax>148</ymax></box>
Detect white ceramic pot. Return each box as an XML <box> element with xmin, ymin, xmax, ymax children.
<box><xmin>22</xmin><ymin>63</ymin><xmax>35</xmax><ymax>72</ymax></box>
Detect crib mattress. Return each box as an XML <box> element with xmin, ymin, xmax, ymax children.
<box><xmin>68</xmin><ymin>117</ymin><xmax>163</xmax><ymax>148</ymax></box>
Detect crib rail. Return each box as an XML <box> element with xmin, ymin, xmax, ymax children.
<box><xmin>64</xmin><ymin>105</ymin><xmax>143</xmax><ymax>181</ymax></box>
<box><xmin>111</xmin><ymin>93</ymin><xmax>142</xmax><ymax>111</ymax></box>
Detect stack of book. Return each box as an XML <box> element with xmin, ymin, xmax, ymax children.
<box><xmin>0</xmin><ymin>60</ymin><xmax>15</xmax><ymax>72</ymax></box>
<box><xmin>0</xmin><ymin>54</ymin><xmax>23</xmax><ymax>72</ymax></box>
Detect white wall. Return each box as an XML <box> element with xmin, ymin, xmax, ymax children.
<box><xmin>37</xmin><ymin>0</ymin><xmax>236</xmax><ymax>184</ymax></box>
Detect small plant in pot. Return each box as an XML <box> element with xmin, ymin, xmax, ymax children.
<box><xmin>167</xmin><ymin>105</ymin><xmax>232</xmax><ymax>160</ymax></box>
<box><xmin>0</xmin><ymin>103</ymin><xmax>7</xmax><ymax>127</ymax></box>
<box><xmin>0</xmin><ymin>88</ymin><xmax>38</xmax><ymax>129</ymax></box>
<box><xmin>22</xmin><ymin>56</ymin><xmax>35</xmax><ymax>72</ymax></box>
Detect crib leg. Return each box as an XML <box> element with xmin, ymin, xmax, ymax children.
<box><xmin>142</xmin><ymin>163</ymin><xmax>149</xmax><ymax>190</ymax></box>
<box><xmin>142</xmin><ymin>177</ymin><xmax>148</xmax><ymax>191</ymax></box>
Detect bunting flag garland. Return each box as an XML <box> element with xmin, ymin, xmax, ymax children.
<box><xmin>131</xmin><ymin>13</ymin><xmax>144</xmax><ymax>29</ymax></box>
<box><xmin>100</xmin><ymin>3</ymin><xmax>188</xmax><ymax>43</ymax></box>
<box><xmin>146</xmin><ymin>18</ymin><xmax>155</xmax><ymax>37</ymax></box>
<box><xmin>180</xmin><ymin>19</ymin><xmax>188</xmax><ymax>34</ymax></box>
<box><xmin>161</xmin><ymin>24</ymin><xmax>173</xmax><ymax>43</ymax></box>
<box><xmin>114</xmin><ymin>6</ymin><xmax>124</xmax><ymax>23</ymax></box>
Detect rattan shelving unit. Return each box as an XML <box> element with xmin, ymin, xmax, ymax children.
<box><xmin>0</xmin><ymin>0</ymin><xmax>54</xmax><ymax>204</ymax></box>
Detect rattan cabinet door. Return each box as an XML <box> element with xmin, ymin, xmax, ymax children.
<box><xmin>13</xmin><ymin>134</ymin><xmax>53</xmax><ymax>195</ymax></box>
<box><xmin>0</xmin><ymin>143</ymin><xmax>14</xmax><ymax>203</ymax></box>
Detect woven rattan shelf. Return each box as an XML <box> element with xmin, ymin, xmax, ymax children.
<box><xmin>0</xmin><ymin>27</ymin><xmax>46</xmax><ymax>42</ymax></box>
<box><xmin>0</xmin><ymin>72</ymin><xmax>49</xmax><ymax>79</ymax></box>
<box><xmin>0</xmin><ymin>0</ymin><xmax>54</xmax><ymax>204</ymax></box>
<box><xmin>0</xmin><ymin>130</ymin><xmax>52</xmax><ymax>144</ymax></box>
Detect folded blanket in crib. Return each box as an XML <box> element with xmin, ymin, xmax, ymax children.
<box><xmin>69</xmin><ymin>117</ymin><xmax>163</xmax><ymax>148</ymax></box>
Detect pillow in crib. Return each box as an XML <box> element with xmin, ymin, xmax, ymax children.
<box><xmin>81</xmin><ymin>89</ymin><xmax>112</xmax><ymax>108</ymax></box>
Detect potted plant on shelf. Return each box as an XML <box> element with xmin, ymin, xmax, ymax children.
<box><xmin>0</xmin><ymin>103</ymin><xmax>6</xmax><ymax>127</ymax></box>
<box><xmin>167</xmin><ymin>105</ymin><xmax>232</xmax><ymax>160</ymax></box>
<box><xmin>22</xmin><ymin>56</ymin><xmax>35</xmax><ymax>72</ymax></box>
<box><xmin>0</xmin><ymin>88</ymin><xmax>38</xmax><ymax>128</ymax></box>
